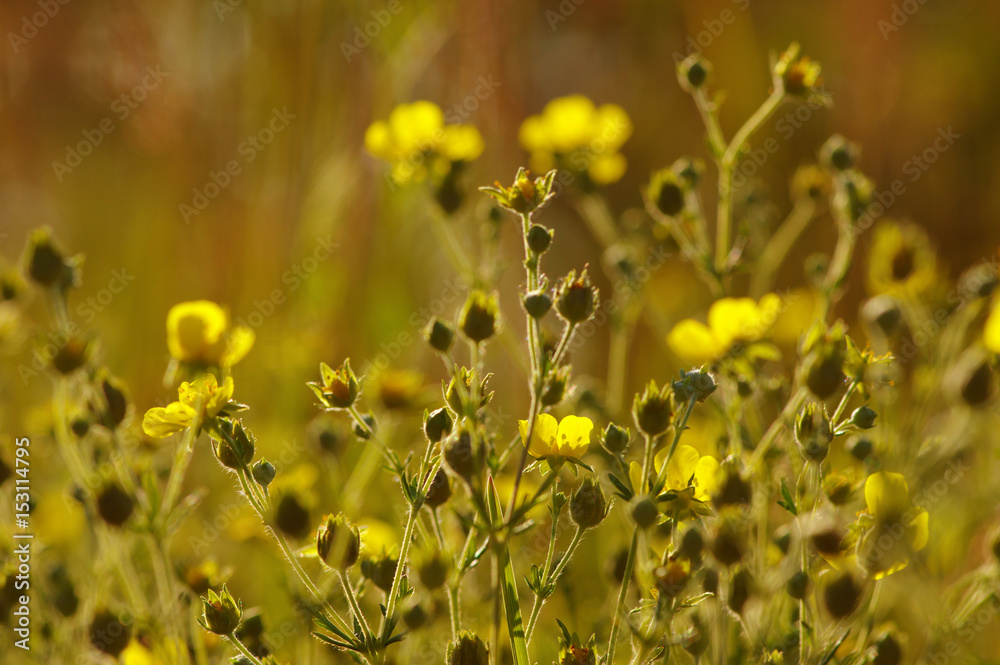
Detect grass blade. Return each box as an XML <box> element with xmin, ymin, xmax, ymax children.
<box><xmin>487</xmin><ymin>477</ymin><xmax>531</xmax><ymax>665</ymax></box>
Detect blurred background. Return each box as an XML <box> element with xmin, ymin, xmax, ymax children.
<box><xmin>2</xmin><ymin>0</ymin><xmax>1000</xmax><ymax>661</ymax></box>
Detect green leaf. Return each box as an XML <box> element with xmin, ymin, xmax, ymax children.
<box><xmin>487</xmin><ymin>477</ymin><xmax>531</xmax><ymax>665</ymax></box>
<box><xmin>778</xmin><ymin>478</ymin><xmax>798</xmax><ymax>516</ymax></box>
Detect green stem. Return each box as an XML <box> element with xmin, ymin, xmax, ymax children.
<box><xmin>747</xmin><ymin>386</ymin><xmax>808</xmax><ymax>470</ymax></box>
<box><xmin>525</xmin><ymin>526</ymin><xmax>585</xmax><ymax>643</ymax></box>
<box><xmin>750</xmin><ymin>198</ymin><xmax>817</xmax><ymax>298</ymax></box>
<box><xmin>831</xmin><ymin>381</ymin><xmax>859</xmax><ymax>424</ymax></box>
<box><xmin>653</xmin><ymin>397</ymin><xmax>698</xmax><ymax>493</ymax></box>
<box><xmin>379</xmin><ymin>505</ymin><xmax>419</xmax><ymax>638</ymax></box>
<box><xmin>341</xmin><ymin>570</ymin><xmax>375</xmax><ymax>647</ymax></box>
<box><xmin>607</xmin><ymin>529</ymin><xmax>640</xmax><ymax>664</ymax></box>
<box><xmin>226</xmin><ymin>632</ymin><xmax>264</xmax><ymax>665</ymax></box>
<box><xmin>160</xmin><ymin>413</ymin><xmax>201</xmax><ymax>521</ymax></box>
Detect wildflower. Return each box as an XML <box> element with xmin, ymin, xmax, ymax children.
<box><xmin>424</xmin><ymin>317</ymin><xmax>456</xmax><ymax>353</ymax></box>
<box><xmin>364</xmin><ymin>101</ymin><xmax>484</xmax><ymax>185</ymax></box>
<box><xmin>198</xmin><ymin>585</ymin><xmax>243</xmax><ymax>635</ymax></box>
<box><xmin>570</xmin><ymin>477</ymin><xmax>609</xmax><ymax>529</ymax></box>
<box><xmin>555</xmin><ymin>268</ymin><xmax>599</xmax><ymax>324</ymax></box>
<box><xmin>866</xmin><ymin>221</ymin><xmax>940</xmax><ymax>298</ymax></box>
<box><xmin>773</xmin><ymin>42</ymin><xmax>823</xmax><ymax>98</ymax></box>
<box><xmin>527</xmin><ymin>223</ymin><xmax>553</xmax><ymax>253</ymax></box>
<box><xmin>251</xmin><ymin>459</ymin><xmax>276</xmax><ymax>487</ymax></box>
<box><xmin>667</xmin><ymin>294</ymin><xmax>783</xmax><ymax>366</ymax></box>
<box><xmin>480</xmin><ymin>167</ymin><xmax>557</xmax><ymax>215</ymax></box>
<box><xmin>424</xmin><ymin>468</ymin><xmax>452</xmax><ymax>508</ymax></box>
<box><xmin>853</xmin><ymin>472</ymin><xmax>929</xmax><ymax>578</ymax></box>
<box><xmin>518</xmin><ymin>95</ymin><xmax>632</xmax><ymax>186</ymax></box>
<box><xmin>629</xmin><ymin>444</ymin><xmax>720</xmax><ymax>516</ymax></box>
<box><xmin>518</xmin><ymin>413</ymin><xmax>593</xmax><ymax>461</ymax></box>
<box><xmin>23</xmin><ymin>227</ymin><xmax>71</xmax><ymax>287</ymax></box>
<box><xmin>458</xmin><ymin>289</ymin><xmax>501</xmax><ymax>343</ymax></box>
<box><xmin>315</xmin><ymin>513</ymin><xmax>361</xmax><ymax>570</ymax></box>
<box><xmin>423</xmin><ymin>407</ymin><xmax>454</xmax><ymax>443</ymax></box>
<box><xmin>632</xmin><ymin>380</ymin><xmax>674</xmax><ymax>437</ymax></box>
<box><xmin>447</xmin><ymin>631</ymin><xmax>490</xmax><ymax>665</ymax></box>
<box><xmin>523</xmin><ymin>289</ymin><xmax>553</xmax><ymax>320</ymax></box>
<box><xmin>602</xmin><ymin>422</ymin><xmax>630</xmax><ymax>455</ymax></box>
<box><xmin>142</xmin><ymin>374</ymin><xmax>235</xmax><ymax>438</ymax></box>
<box><xmin>307</xmin><ymin>359</ymin><xmax>360</xmax><ymax>409</ymax></box>
<box><xmin>166</xmin><ymin>300</ymin><xmax>254</xmax><ymax>370</ymax></box>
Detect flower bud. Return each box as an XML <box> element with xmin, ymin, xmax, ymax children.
<box><xmin>728</xmin><ymin>569</ymin><xmax>753</xmax><ymax>614</ymax></box>
<box><xmin>522</xmin><ymin>290</ymin><xmax>552</xmax><ymax>320</ymax></box>
<box><xmin>804</xmin><ymin>348</ymin><xmax>845</xmax><ymax>399</ymax></box>
<box><xmin>459</xmin><ymin>290</ymin><xmax>500</xmax><ymax>343</ymax></box>
<box><xmin>444</xmin><ymin>368</ymin><xmax>493</xmax><ymax>416</ymax></box>
<box><xmin>200</xmin><ymin>585</ymin><xmax>243</xmax><ymax>635</ymax></box>
<box><xmin>679</xmin><ymin>527</ymin><xmax>705</xmax><ymax>561</ymax></box>
<box><xmin>773</xmin><ymin>42</ymin><xmax>822</xmax><ymax>97</ymax></box>
<box><xmin>791</xmin><ymin>164</ymin><xmax>829</xmax><ymax>201</ymax></box>
<box><xmin>424</xmin><ymin>407</ymin><xmax>453</xmax><ymax>443</ymax></box>
<box><xmin>682</xmin><ymin>616</ymin><xmax>710</xmax><ymax>658</ymax></box>
<box><xmin>308</xmin><ymin>359</ymin><xmax>359</xmax><ymax>409</ymax></box>
<box><xmin>540</xmin><ymin>364</ymin><xmax>571</xmax><ymax>407</ymax></box>
<box><xmin>949</xmin><ymin>350</ymin><xmax>994</xmax><ymax>407</ymax></box>
<box><xmin>418</xmin><ymin>554</ymin><xmax>449</xmax><ymax>590</ymax></box>
<box><xmin>96</xmin><ymin>482</ymin><xmax>133</xmax><ymax>528</ymax></box>
<box><xmin>795</xmin><ymin>403</ymin><xmax>832</xmax><ymax>463</ymax></box>
<box><xmin>632</xmin><ymin>380</ymin><xmax>674</xmax><ymax>437</ymax></box>
<box><xmin>602</xmin><ymin>423</ymin><xmax>630</xmax><ymax>455</ymax></box>
<box><xmin>424</xmin><ymin>468</ymin><xmax>452</xmax><ymax>508</ymax></box>
<box><xmin>101</xmin><ymin>375</ymin><xmax>129</xmax><ymax>428</ymax></box>
<box><xmin>252</xmin><ymin>459</ymin><xmax>276</xmax><ymax>488</ymax></box>
<box><xmin>570</xmin><ymin>477</ymin><xmax>609</xmax><ymax>529</ymax></box>
<box><xmin>672</xmin><ymin>368</ymin><xmax>717</xmax><ymax>403</ymax></box>
<box><xmin>819</xmin><ymin>134</ymin><xmax>859</xmax><ymax>172</ymax></box>
<box><xmin>214</xmin><ymin>419</ymin><xmax>255</xmax><ymax>469</ymax></box>
<box><xmin>710</xmin><ymin>522</ymin><xmax>745</xmax><ymax>567</ymax></box>
<box><xmin>274</xmin><ymin>493</ymin><xmax>310</xmax><ymax>539</ymax></box>
<box><xmin>701</xmin><ymin>568</ymin><xmax>719</xmax><ymax>595</ymax></box>
<box><xmin>444</xmin><ymin>429</ymin><xmax>483</xmax><ymax>485</ymax></box>
<box><xmin>447</xmin><ymin>631</ymin><xmax>490</xmax><ymax>665</ymax></box>
<box><xmin>677</xmin><ymin>54</ymin><xmax>710</xmax><ymax>91</ymax></box>
<box><xmin>786</xmin><ymin>570</ymin><xmax>811</xmax><ymax>600</ymax></box>
<box><xmin>847</xmin><ymin>436</ymin><xmax>874</xmax><ymax>461</ymax></box>
<box><xmin>632</xmin><ymin>498</ymin><xmax>659</xmax><ymax>529</ymax></box>
<box><xmin>822</xmin><ymin>472</ymin><xmax>854</xmax><ymax>505</ymax></box>
<box><xmin>362</xmin><ymin>555</ymin><xmax>399</xmax><ymax>593</ymax></box>
<box><xmin>873</xmin><ymin>632</ymin><xmax>902</xmax><ymax>665</ymax></box>
<box><xmin>811</xmin><ymin>525</ymin><xmax>845</xmax><ymax>556</ymax></box>
<box><xmin>1</xmin><ymin>270</ymin><xmax>26</xmax><ymax>301</ymax></box>
<box><xmin>647</xmin><ymin>168</ymin><xmax>686</xmax><ymax>217</ymax></box>
<box><xmin>316</xmin><ymin>513</ymin><xmax>361</xmax><ymax>570</ymax></box>
<box><xmin>71</xmin><ymin>417</ymin><xmax>90</xmax><ymax>438</ymax></box>
<box><xmin>51</xmin><ymin>335</ymin><xmax>93</xmax><ymax>375</ymax></box>
<box><xmin>24</xmin><ymin>228</ymin><xmax>68</xmax><ymax>287</ymax></box>
<box><xmin>527</xmin><ymin>224</ymin><xmax>553</xmax><ymax>254</ymax></box>
<box><xmin>655</xmin><ymin>560</ymin><xmax>691</xmax><ymax>601</ymax></box>
<box><xmin>823</xmin><ymin>572</ymin><xmax>861</xmax><ymax>619</ymax></box>
<box><xmin>850</xmin><ymin>405</ymin><xmax>878</xmax><ymax>430</ymax></box>
<box><xmin>424</xmin><ymin>317</ymin><xmax>456</xmax><ymax>354</ymax></box>
<box><xmin>862</xmin><ymin>295</ymin><xmax>902</xmax><ymax>336</ymax></box>
<box><xmin>711</xmin><ymin>470</ymin><xmax>752</xmax><ymax>509</ymax></box>
<box><xmin>958</xmin><ymin>262</ymin><xmax>998</xmax><ymax>300</ymax></box>
<box><xmin>88</xmin><ymin>609</ymin><xmax>132</xmax><ymax>656</ymax></box>
<box><xmin>403</xmin><ymin>603</ymin><xmax>428</xmax><ymax>630</ymax></box>
<box><xmin>352</xmin><ymin>411</ymin><xmax>377</xmax><ymax>440</ymax></box>
<box><xmin>555</xmin><ymin>269</ymin><xmax>598</xmax><ymax>324</ymax></box>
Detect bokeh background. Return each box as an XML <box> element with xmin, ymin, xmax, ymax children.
<box><xmin>2</xmin><ymin>0</ymin><xmax>1000</xmax><ymax>662</ymax></box>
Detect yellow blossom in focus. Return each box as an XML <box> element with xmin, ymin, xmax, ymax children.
<box><xmin>364</xmin><ymin>101</ymin><xmax>484</xmax><ymax>184</ymax></box>
<box><xmin>518</xmin><ymin>413</ymin><xmax>593</xmax><ymax>460</ymax></box>
<box><xmin>519</xmin><ymin>95</ymin><xmax>632</xmax><ymax>185</ymax></box>
<box><xmin>629</xmin><ymin>444</ymin><xmax>720</xmax><ymax>515</ymax></box>
<box><xmin>667</xmin><ymin>294</ymin><xmax>783</xmax><ymax>366</ymax></box>
<box><xmin>167</xmin><ymin>301</ymin><xmax>254</xmax><ymax>368</ymax></box>
<box><xmin>142</xmin><ymin>374</ymin><xmax>234</xmax><ymax>438</ymax></box>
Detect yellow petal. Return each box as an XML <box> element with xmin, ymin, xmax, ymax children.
<box><xmin>205</xmin><ymin>376</ymin><xmax>235</xmax><ymax>417</ymax></box>
<box><xmin>708</xmin><ymin>297</ymin><xmax>761</xmax><ymax>347</ymax></box>
<box><xmin>519</xmin><ymin>413</ymin><xmax>559</xmax><ymax>457</ymax></box>
<box><xmin>594</xmin><ymin>103</ymin><xmax>632</xmax><ymax>152</ymax></box>
<box><xmin>985</xmin><ymin>304</ymin><xmax>1000</xmax><ymax>353</ymax></box>
<box><xmin>693</xmin><ymin>455</ymin><xmax>721</xmax><ymax>501</ymax></box>
<box><xmin>439</xmin><ymin>125</ymin><xmax>484</xmax><ymax>162</ymax></box>
<box><xmin>555</xmin><ymin>415</ymin><xmax>593</xmax><ymax>458</ymax></box>
<box><xmin>518</xmin><ymin>114</ymin><xmax>551</xmax><ymax>153</ymax></box>
<box><xmin>364</xmin><ymin>120</ymin><xmax>395</xmax><ymax>160</ymax></box>
<box><xmin>542</xmin><ymin>95</ymin><xmax>597</xmax><ymax>152</ymax></box>
<box><xmin>654</xmin><ymin>444</ymin><xmax>699</xmax><ymax>491</ymax></box>
<box><xmin>167</xmin><ymin>301</ymin><xmax>228</xmax><ymax>364</ymax></box>
<box><xmin>667</xmin><ymin>319</ymin><xmax>724</xmax><ymax>365</ymax></box>
<box><xmin>120</xmin><ymin>640</ymin><xmax>156</xmax><ymax>665</ymax></box>
<box><xmin>588</xmin><ymin>152</ymin><xmax>627</xmax><ymax>185</ymax></box>
<box><xmin>222</xmin><ymin>326</ymin><xmax>255</xmax><ymax>366</ymax></box>
<box><xmin>389</xmin><ymin>101</ymin><xmax>444</xmax><ymax>154</ymax></box>
<box><xmin>864</xmin><ymin>471</ymin><xmax>910</xmax><ymax>522</ymax></box>
<box><xmin>908</xmin><ymin>508</ymin><xmax>929</xmax><ymax>552</ymax></box>
<box><xmin>142</xmin><ymin>403</ymin><xmax>197</xmax><ymax>438</ymax></box>
<box><xmin>629</xmin><ymin>461</ymin><xmax>643</xmax><ymax>495</ymax></box>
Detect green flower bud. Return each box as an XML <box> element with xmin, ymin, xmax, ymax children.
<box><xmin>361</xmin><ymin>555</ymin><xmax>398</xmax><ymax>593</ymax></box>
<box><xmin>424</xmin><ymin>407</ymin><xmax>454</xmax><ymax>443</ymax></box>
<box><xmin>100</xmin><ymin>374</ymin><xmax>129</xmax><ymax>428</ymax></box>
<box><xmin>522</xmin><ymin>290</ymin><xmax>552</xmax><ymax>320</ymax></box>
<box><xmin>861</xmin><ymin>295</ymin><xmax>902</xmax><ymax>336</ymax></box>
<box><xmin>795</xmin><ymin>403</ymin><xmax>832</xmax><ymax>462</ymax></box>
<box><xmin>632</xmin><ymin>380</ymin><xmax>674</xmax><ymax>437</ymax></box>
<box><xmin>424</xmin><ymin>317</ymin><xmax>456</xmax><ymax>354</ymax></box>
<box><xmin>786</xmin><ymin>570</ymin><xmax>811</xmax><ymax>600</ymax></box>
<box><xmin>540</xmin><ymin>364</ymin><xmax>571</xmax><ymax>407</ymax></box>
<box><xmin>819</xmin><ymin>134</ymin><xmax>859</xmax><ymax>172</ymax></box>
<box><xmin>444</xmin><ymin>368</ymin><xmax>492</xmax><ymax>416</ymax></box>
<box><xmin>570</xmin><ymin>477</ymin><xmax>608</xmax><ymax>529</ymax></box>
<box><xmin>424</xmin><ymin>468</ymin><xmax>452</xmax><ymax>508</ymax></box>
<box><xmin>602</xmin><ymin>423</ymin><xmax>630</xmax><ymax>455</ymax></box>
<box><xmin>418</xmin><ymin>554</ymin><xmax>449</xmax><ymax>590</ymax></box>
<box><xmin>873</xmin><ymin>631</ymin><xmax>902</xmax><ymax>665</ymax></box>
<box><xmin>527</xmin><ymin>224</ymin><xmax>553</xmax><ymax>254</ymax></box>
<box><xmin>199</xmin><ymin>585</ymin><xmax>243</xmax><ymax>635</ymax></box>
<box><xmin>555</xmin><ymin>268</ymin><xmax>598</xmax><ymax>324</ymax></box>
<box><xmin>847</xmin><ymin>436</ymin><xmax>874</xmax><ymax>461</ymax></box>
<box><xmin>51</xmin><ymin>335</ymin><xmax>93</xmax><ymax>375</ymax></box>
<box><xmin>677</xmin><ymin>54</ymin><xmax>711</xmax><ymax>91</ymax></box>
<box><xmin>850</xmin><ymin>405</ymin><xmax>878</xmax><ymax>430</ymax></box>
<box><xmin>444</xmin><ymin>429</ymin><xmax>483</xmax><ymax>485</ymax></box>
<box><xmin>307</xmin><ymin>359</ymin><xmax>360</xmax><ymax>409</ymax></box>
<box><xmin>316</xmin><ymin>513</ymin><xmax>361</xmax><ymax>570</ymax></box>
<box><xmin>804</xmin><ymin>349</ymin><xmax>845</xmax><ymax>400</ymax></box>
<box><xmin>647</xmin><ymin>168</ymin><xmax>686</xmax><ymax>217</ymax></box>
<box><xmin>214</xmin><ymin>419</ymin><xmax>255</xmax><ymax>469</ymax></box>
<box><xmin>252</xmin><ymin>459</ymin><xmax>276</xmax><ymax>487</ymax></box>
<box><xmin>632</xmin><ymin>498</ymin><xmax>659</xmax><ymax>530</ymax></box>
<box><xmin>773</xmin><ymin>42</ymin><xmax>823</xmax><ymax>98</ymax></box>
<box><xmin>70</xmin><ymin>416</ymin><xmax>91</xmax><ymax>438</ymax></box>
<box><xmin>728</xmin><ymin>569</ymin><xmax>753</xmax><ymax>615</ymax></box>
<box><xmin>679</xmin><ymin>526</ymin><xmax>705</xmax><ymax>561</ymax></box>
<box><xmin>403</xmin><ymin>602</ymin><xmax>428</xmax><ymax>630</ymax></box>
<box><xmin>823</xmin><ymin>572</ymin><xmax>861</xmax><ymax>619</ymax></box>
<box><xmin>479</xmin><ymin>167</ymin><xmax>556</xmax><ymax>215</ymax></box>
<box><xmin>96</xmin><ymin>482</ymin><xmax>133</xmax><ymax>528</ymax></box>
<box><xmin>710</xmin><ymin>522</ymin><xmax>745</xmax><ymax>567</ymax></box>
<box><xmin>352</xmin><ymin>411</ymin><xmax>377</xmax><ymax>440</ymax></box>
<box><xmin>447</xmin><ymin>631</ymin><xmax>490</xmax><ymax>665</ymax></box>
<box><xmin>88</xmin><ymin>609</ymin><xmax>132</xmax><ymax>656</ymax></box>
<box><xmin>24</xmin><ymin>228</ymin><xmax>67</xmax><ymax>287</ymax></box>
<box><xmin>459</xmin><ymin>289</ymin><xmax>500</xmax><ymax>343</ymax></box>
<box><xmin>672</xmin><ymin>368</ymin><xmax>717</xmax><ymax>403</ymax></box>
<box><xmin>274</xmin><ymin>493</ymin><xmax>310</xmax><ymax>539</ymax></box>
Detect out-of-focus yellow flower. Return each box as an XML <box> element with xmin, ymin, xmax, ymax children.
<box><xmin>983</xmin><ymin>302</ymin><xmax>1000</xmax><ymax>353</ymax></box>
<box><xmin>629</xmin><ymin>444</ymin><xmax>719</xmax><ymax>514</ymax></box>
<box><xmin>518</xmin><ymin>413</ymin><xmax>592</xmax><ymax>460</ymax></box>
<box><xmin>667</xmin><ymin>294</ymin><xmax>783</xmax><ymax>365</ymax></box>
<box><xmin>866</xmin><ymin>221</ymin><xmax>940</xmax><ymax>298</ymax></box>
<box><xmin>120</xmin><ymin>640</ymin><xmax>157</xmax><ymax>665</ymax></box>
<box><xmin>518</xmin><ymin>95</ymin><xmax>632</xmax><ymax>185</ymax></box>
<box><xmin>771</xmin><ymin>288</ymin><xmax>819</xmax><ymax>347</ymax></box>
<box><xmin>854</xmin><ymin>471</ymin><xmax>929</xmax><ymax>579</ymax></box>
<box><xmin>142</xmin><ymin>375</ymin><xmax>234</xmax><ymax>438</ymax></box>
<box><xmin>365</xmin><ymin>101</ymin><xmax>484</xmax><ymax>184</ymax></box>
<box><xmin>167</xmin><ymin>301</ymin><xmax>254</xmax><ymax>368</ymax></box>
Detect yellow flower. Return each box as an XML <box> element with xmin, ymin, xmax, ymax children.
<box><xmin>984</xmin><ymin>302</ymin><xmax>1000</xmax><ymax>353</ymax></box>
<box><xmin>667</xmin><ymin>294</ymin><xmax>783</xmax><ymax>365</ymax></box>
<box><xmin>364</xmin><ymin>101</ymin><xmax>484</xmax><ymax>184</ymax></box>
<box><xmin>167</xmin><ymin>301</ymin><xmax>254</xmax><ymax>367</ymax></box>
<box><xmin>629</xmin><ymin>444</ymin><xmax>720</xmax><ymax>512</ymax></box>
<box><xmin>855</xmin><ymin>471</ymin><xmax>929</xmax><ymax>578</ymax></box>
<box><xmin>142</xmin><ymin>374</ymin><xmax>234</xmax><ymax>438</ymax></box>
<box><xmin>518</xmin><ymin>413</ymin><xmax>592</xmax><ymax>460</ymax></box>
<box><xmin>518</xmin><ymin>95</ymin><xmax>632</xmax><ymax>185</ymax></box>
<box><xmin>866</xmin><ymin>220</ymin><xmax>939</xmax><ymax>298</ymax></box>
